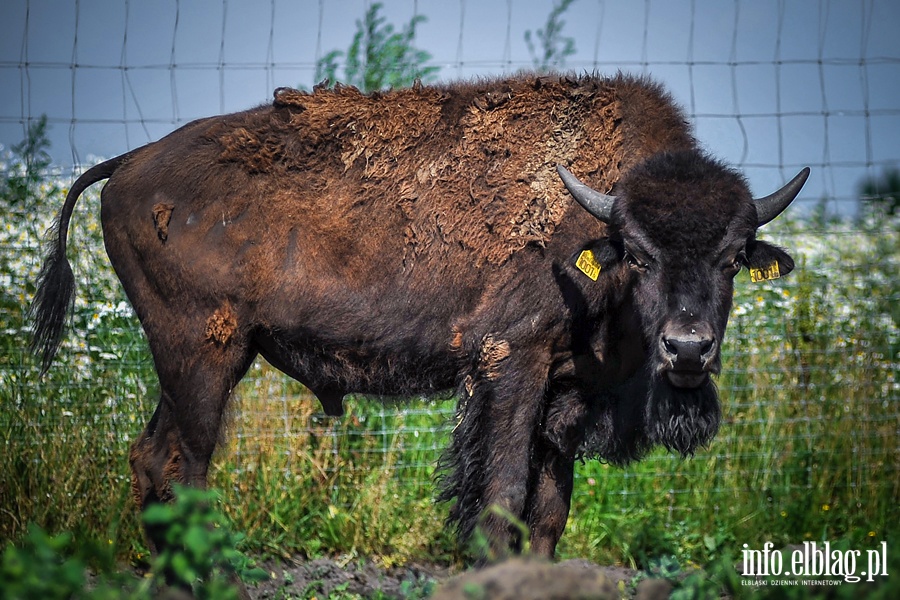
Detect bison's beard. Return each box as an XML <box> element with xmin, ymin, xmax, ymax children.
<box><xmin>644</xmin><ymin>372</ymin><xmax>721</xmax><ymax>456</ymax></box>
<box><xmin>577</xmin><ymin>367</ymin><xmax>721</xmax><ymax>465</ymax></box>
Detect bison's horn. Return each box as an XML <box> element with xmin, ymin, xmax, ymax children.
<box><xmin>556</xmin><ymin>165</ymin><xmax>616</xmax><ymax>223</ymax></box>
<box><xmin>754</xmin><ymin>167</ymin><xmax>810</xmax><ymax>226</ymax></box>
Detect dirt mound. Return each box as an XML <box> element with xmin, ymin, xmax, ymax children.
<box><xmin>249</xmin><ymin>557</ymin><xmax>448</xmax><ymax>599</ymax></box>
<box><xmin>247</xmin><ymin>556</ymin><xmax>674</xmax><ymax>599</ymax></box>
<box><xmin>431</xmin><ymin>558</ymin><xmax>674</xmax><ymax>600</ymax></box>
<box><xmin>432</xmin><ymin>558</ymin><xmax>618</xmax><ymax>600</ymax></box>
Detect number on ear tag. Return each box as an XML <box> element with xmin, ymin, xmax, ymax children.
<box><xmin>576</xmin><ymin>250</ymin><xmax>602</xmax><ymax>281</ymax></box>
<box><xmin>749</xmin><ymin>261</ymin><xmax>781</xmax><ymax>283</ymax></box>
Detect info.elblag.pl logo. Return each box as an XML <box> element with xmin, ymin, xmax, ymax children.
<box><xmin>741</xmin><ymin>541</ymin><xmax>889</xmax><ymax>587</ymax></box>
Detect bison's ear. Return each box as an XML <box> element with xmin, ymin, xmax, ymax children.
<box><xmin>746</xmin><ymin>240</ymin><xmax>795</xmax><ymax>278</ymax></box>
<box><xmin>569</xmin><ymin>239</ymin><xmax>619</xmax><ymax>281</ymax></box>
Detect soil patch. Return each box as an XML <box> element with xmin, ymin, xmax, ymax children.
<box><xmin>246</xmin><ymin>556</ymin><xmax>663</xmax><ymax>599</ymax></box>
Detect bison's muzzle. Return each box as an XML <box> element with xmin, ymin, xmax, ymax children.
<box><xmin>659</xmin><ymin>321</ymin><xmax>717</xmax><ymax>389</ymax></box>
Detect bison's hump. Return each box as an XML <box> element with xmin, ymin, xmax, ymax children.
<box><xmin>215</xmin><ymin>73</ymin><xmax>686</xmax><ymax>267</ymax></box>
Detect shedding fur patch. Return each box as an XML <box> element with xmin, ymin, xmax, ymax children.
<box><xmin>449</xmin><ymin>327</ymin><xmax>464</xmax><ymax>352</ymax></box>
<box><xmin>399</xmin><ymin>79</ymin><xmax>624</xmax><ymax>266</ymax></box>
<box><xmin>265</xmin><ymin>76</ymin><xmax>627</xmax><ymax>266</ymax></box>
<box><xmin>478</xmin><ymin>334</ymin><xmax>511</xmax><ymax>380</ymax></box>
<box><xmin>151</xmin><ymin>202</ymin><xmax>175</xmax><ymax>242</ymax></box>
<box><xmin>205</xmin><ymin>302</ymin><xmax>238</xmax><ymax>346</ymax></box>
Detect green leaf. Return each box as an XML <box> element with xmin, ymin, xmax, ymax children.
<box><xmin>183</xmin><ymin>525</ymin><xmax>213</xmax><ymax>561</ymax></box>
<box><xmin>310</xmin><ymin>2</ymin><xmax>438</xmax><ymax>92</ymax></box>
<box><xmin>170</xmin><ymin>551</ymin><xmax>198</xmax><ymax>585</ymax></box>
<box><xmin>142</xmin><ymin>504</ymin><xmax>175</xmax><ymax>526</ymax></box>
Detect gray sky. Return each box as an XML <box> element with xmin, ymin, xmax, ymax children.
<box><xmin>2</xmin><ymin>0</ymin><xmax>899</xmax><ymax>214</ymax></box>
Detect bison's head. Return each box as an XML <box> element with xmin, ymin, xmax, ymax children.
<box><xmin>558</xmin><ymin>152</ymin><xmax>808</xmax><ymax>456</ymax></box>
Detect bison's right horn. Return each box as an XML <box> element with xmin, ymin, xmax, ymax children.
<box><xmin>754</xmin><ymin>167</ymin><xmax>810</xmax><ymax>226</ymax></box>
<box><xmin>557</xmin><ymin>165</ymin><xmax>616</xmax><ymax>223</ymax></box>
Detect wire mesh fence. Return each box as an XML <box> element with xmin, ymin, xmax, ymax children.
<box><xmin>1</xmin><ymin>0</ymin><xmax>898</xmax><ymax>560</ymax></box>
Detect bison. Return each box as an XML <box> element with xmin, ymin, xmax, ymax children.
<box><xmin>31</xmin><ymin>73</ymin><xmax>807</xmax><ymax>560</ymax></box>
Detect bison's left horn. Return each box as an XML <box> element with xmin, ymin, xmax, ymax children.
<box><xmin>754</xmin><ymin>167</ymin><xmax>810</xmax><ymax>226</ymax></box>
<box><xmin>557</xmin><ymin>165</ymin><xmax>616</xmax><ymax>223</ymax></box>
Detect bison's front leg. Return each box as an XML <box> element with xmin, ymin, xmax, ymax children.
<box><xmin>526</xmin><ymin>444</ymin><xmax>575</xmax><ymax>557</ymax></box>
<box><xmin>439</xmin><ymin>337</ymin><xmax>550</xmax><ymax>559</ymax></box>
<box><xmin>526</xmin><ymin>389</ymin><xmax>586</xmax><ymax>557</ymax></box>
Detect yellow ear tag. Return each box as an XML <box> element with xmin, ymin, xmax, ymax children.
<box><xmin>749</xmin><ymin>261</ymin><xmax>781</xmax><ymax>283</ymax></box>
<box><xmin>576</xmin><ymin>250</ymin><xmax>602</xmax><ymax>281</ymax></box>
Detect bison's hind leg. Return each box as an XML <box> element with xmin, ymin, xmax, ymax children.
<box><xmin>129</xmin><ymin>395</ymin><xmax>192</xmax><ymax>557</ymax></box>
<box><xmin>128</xmin><ymin>325</ymin><xmax>256</xmax><ymax>556</ymax></box>
<box><xmin>129</xmin><ymin>335</ymin><xmax>256</xmax><ymax>600</ymax></box>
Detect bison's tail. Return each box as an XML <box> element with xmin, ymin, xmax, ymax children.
<box><xmin>29</xmin><ymin>154</ymin><xmax>130</xmax><ymax>374</ymax></box>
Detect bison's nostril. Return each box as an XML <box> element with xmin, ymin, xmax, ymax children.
<box><xmin>663</xmin><ymin>338</ymin><xmax>678</xmax><ymax>356</ymax></box>
<box><xmin>700</xmin><ymin>339</ymin><xmax>714</xmax><ymax>356</ymax></box>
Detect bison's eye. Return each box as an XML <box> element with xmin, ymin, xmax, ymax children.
<box><xmin>624</xmin><ymin>250</ymin><xmax>649</xmax><ymax>272</ymax></box>
<box><xmin>724</xmin><ymin>251</ymin><xmax>747</xmax><ymax>276</ymax></box>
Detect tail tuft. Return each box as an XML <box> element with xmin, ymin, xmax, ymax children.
<box><xmin>29</xmin><ymin>232</ymin><xmax>76</xmax><ymax>375</ymax></box>
<box><xmin>26</xmin><ymin>152</ymin><xmax>130</xmax><ymax>375</ymax></box>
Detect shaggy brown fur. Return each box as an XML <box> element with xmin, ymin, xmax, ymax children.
<box><xmin>220</xmin><ymin>74</ymin><xmax>690</xmax><ymax>267</ymax></box>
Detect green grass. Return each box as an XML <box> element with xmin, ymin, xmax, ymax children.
<box><xmin>1</xmin><ymin>170</ymin><xmax>898</xmax><ymax>579</ymax></box>
<box><xmin>211</xmin><ymin>384</ymin><xmax>456</xmax><ymax>563</ymax></box>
